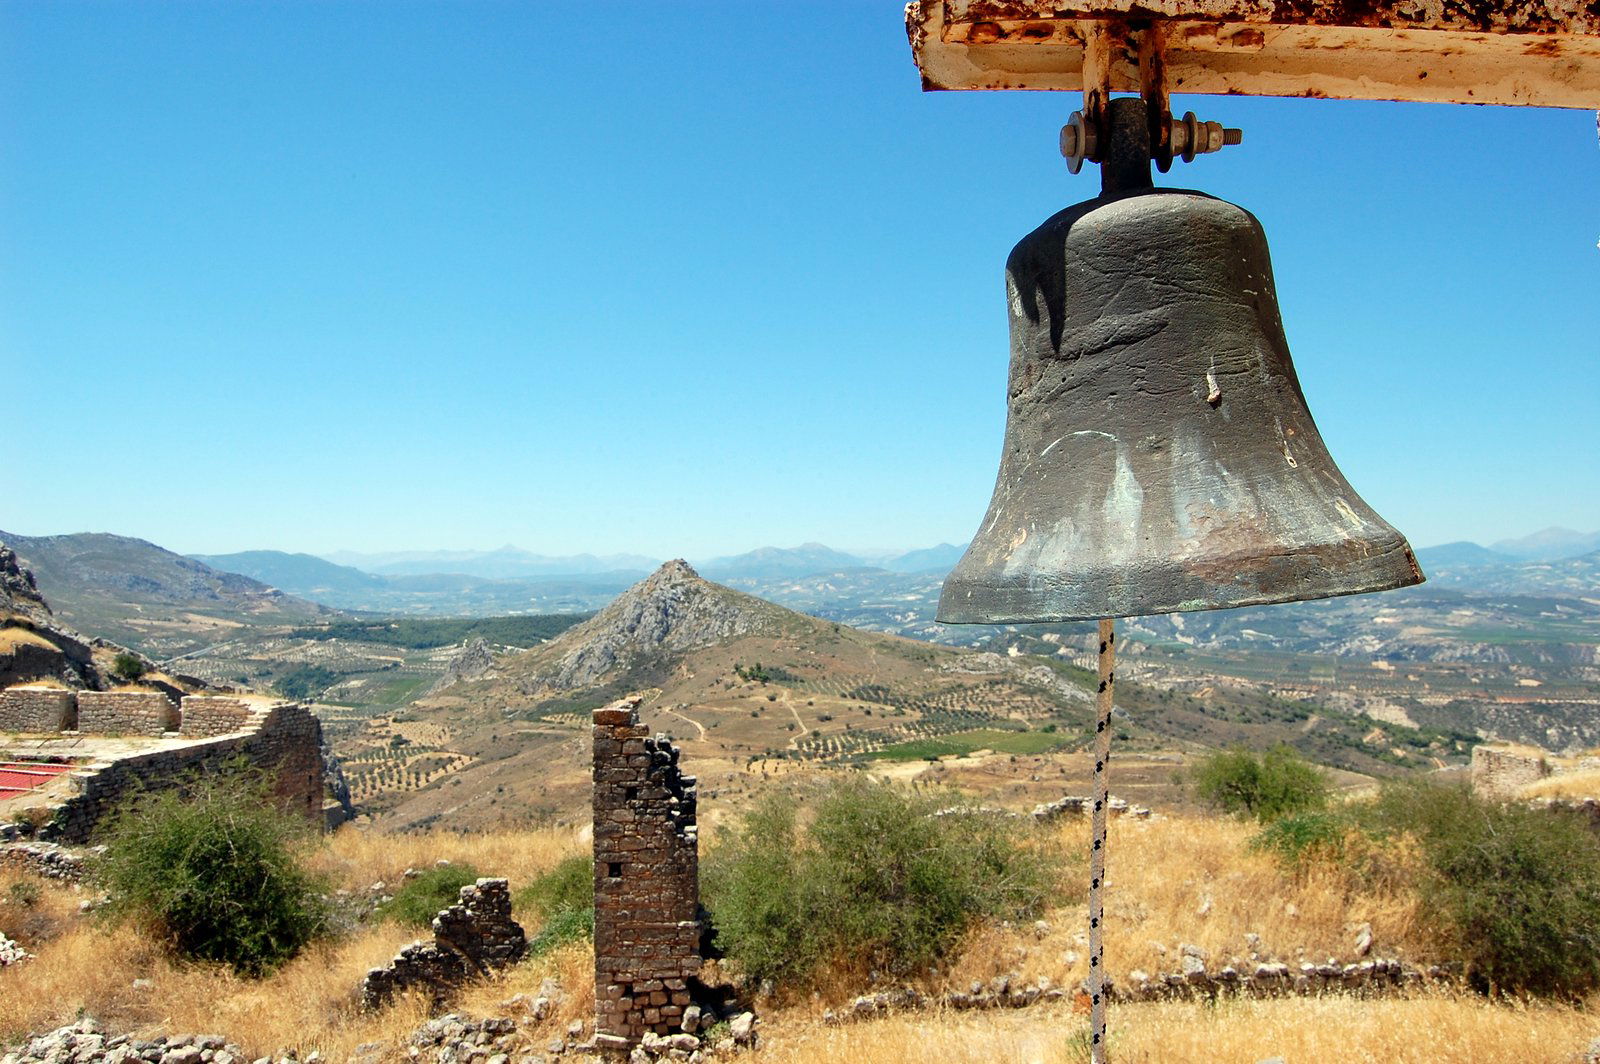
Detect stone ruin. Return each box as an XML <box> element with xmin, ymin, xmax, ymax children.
<box><xmin>591</xmin><ymin>697</ymin><xmax>703</xmax><ymax>1048</ymax></box>
<box><xmin>361</xmin><ymin>878</ymin><xmax>528</xmax><ymax>1008</ymax></box>
<box><xmin>1470</xmin><ymin>743</ymin><xmax>1552</xmax><ymax>798</ymax></box>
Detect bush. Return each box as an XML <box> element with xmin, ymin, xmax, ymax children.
<box><xmin>1191</xmin><ymin>745</ymin><xmax>1328</xmax><ymax>823</ymax></box>
<box><xmin>110</xmin><ymin>652</ymin><xmax>146</xmax><ymax>682</ymax></box>
<box><xmin>1250</xmin><ymin>809</ymin><xmax>1351</xmax><ymax>867</ymax></box>
<box><xmin>93</xmin><ymin>768</ymin><xmax>328</xmax><ymax>975</ymax></box>
<box><xmin>1366</xmin><ymin>782</ymin><xmax>1600</xmax><ymax>997</ymax></box>
<box><xmin>703</xmin><ymin>775</ymin><xmax>1058</xmax><ymax>989</ymax></box>
<box><xmin>515</xmin><ymin>855</ymin><xmax>593</xmax><ymax>956</ymax></box>
<box><xmin>377</xmin><ymin>863</ymin><xmax>481</xmax><ymax>927</ymax></box>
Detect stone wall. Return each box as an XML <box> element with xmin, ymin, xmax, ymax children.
<box><xmin>75</xmin><ymin>690</ymin><xmax>178</xmax><ymax>737</ymax></box>
<box><xmin>592</xmin><ymin>696</ymin><xmax>701</xmax><ymax>1046</ymax></box>
<box><xmin>45</xmin><ymin>701</ymin><xmax>326</xmax><ymax>843</ymax></box>
<box><xmin>178</xmin><ymin>695</ymin><xmax>252</xmax><ymax>738</ymax></box>
<box><xmin>0</xmin><ymin>688</ymin><xmax>75</xmax><ymax>733</ymax></box>
<box><xmin>361</xmin><ymin>878</ymin><xmax>527</xmax><ymax>1008</ymax></box>
<box><xmin>1471</xmin><ymin>744</ymin><xmax>1552</xmax><ymax>798</ymax></box>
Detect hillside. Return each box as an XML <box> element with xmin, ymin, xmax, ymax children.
<box><xmin>0</xmin><ymin>544</ymin><xmax>202</xmax><ymax>697</ymax></box>
<box><xmin>335</xmin><ymin>562</ymin><xmax>1463</xmax><ymax>833</ymax></box>
<box><xmin>0</xmin><ymin>532</ymin><xmax>331</xmax><ymax>658</ymax></box>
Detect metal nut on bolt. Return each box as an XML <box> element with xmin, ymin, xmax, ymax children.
<box><xmin>1167</xmin><ymin>111</ymin><xmax>1243</xmax><ymax>163</ymax></box>
<box><xmin>1059</xmin><ymin>111</ymin><xmax>1098</xmax><ymax>174</ymax></box>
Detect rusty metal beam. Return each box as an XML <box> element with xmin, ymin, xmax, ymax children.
<box><xmin>907</xmin><ymin>0</ymin><xmax>1600</xmax><ymax>107</ymax></box>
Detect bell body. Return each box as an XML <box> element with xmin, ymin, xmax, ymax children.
<box><xmin>938</xmin><ymin>188</ymin><xmax>1423</xmax><ymax>624</ymax></box>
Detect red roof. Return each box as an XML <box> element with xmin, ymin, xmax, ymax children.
<box><xmin>0</xmin><ymin>761</ymin><xmax>73</xmax><ymax>801</ymax></box>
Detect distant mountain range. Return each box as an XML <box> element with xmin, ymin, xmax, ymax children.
<box><xmin>191</xmin><ymin>541</ymin><xmax>974</xmax><ymax>614</ymax></box>
<box><xmin>1489</xmin><ymin>527</ymin><xmax>1600</xmax><ymax>562</ymax></box>
<box><xmin>321</xmin><ymin>546</ymin><xmax>661</xmax><ymax>580</ymax></box>
<box><xmin>0</xmin><ymin>531</ymin><xmax>330</xmax><ymax>656</ymax></box>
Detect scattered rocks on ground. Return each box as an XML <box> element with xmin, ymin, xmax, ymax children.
<box><xmin>404</xmin><ymin>1014</ymin><xmax>534</xmax><ymax>1064</ymax></box>
<box><xmin>0</xmin><ymin>1019</ymin><xmax>247</xmax><ymax>1064</ymax></box>
<box><xmin>0</xmin><ymin>931</ymin><xmax>29</xmax><ymax>967</ymax></box>
<box><xmin>0</xmin><ymin>842</ymin><xmax>92</xmax><ymax>882</ymax></box>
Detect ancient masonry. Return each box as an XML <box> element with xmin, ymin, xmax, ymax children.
<box><xmin>1</xmin><ymin>689</ymin><xmax>326</xmax><ymax>843</ymax></box>
<box><xmin>361</xmin><ymin>878</ymin><xmax>528</xmax><ymax>1008</ymax></box>
<box><xmin>592</xmin><ymin>697</ymin><xmax>701</xmax><ymax>1047</ymax></box>
<box><xmin>1470</xmin><ymin>743</ymin><xmax>1552</xmax><ymax>798</ymax></box>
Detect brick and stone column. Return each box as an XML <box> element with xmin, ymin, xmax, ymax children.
<box><xmin>592</xmin><ymin>696</ymin><xmax>700</xmax><ymax>1047</ymax></box>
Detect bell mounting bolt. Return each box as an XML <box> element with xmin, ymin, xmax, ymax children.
<box><xmin>1058</xmin><ymin>20</ymin><xmax>1241</xmax><ymax>177</ymax></box>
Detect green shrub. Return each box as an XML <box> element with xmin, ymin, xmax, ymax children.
<box><xmin>1191</xmin><ymin>745</ymin><xmax>1328</xmax><ymax>823</ymax></box>
<box><xmin>377</xmin><ymin>863</ymin><xmax>482</xmax><ymax>927</ymax></box>
<box><xmin>1250</xmin><ymin>809</ymin><xmax>1350</xmax><ymax>867</ymax></box>
<box><xmin>516</xmin><ymin>855</ymin><xmax>593</xmax><ymax>956</ymax></box>
<box><xmin>1365</xmin><ymin>782</ymin><xmax>1600</xmax><ymax>997</ymax></box>
<box><xmin>93</xmin><ymin>769</ymin><xmax>328</xmax><ymax>975</ymax></box>
<box><xmin>703</xmin><ymin>775</ymin><xmax>1058</xmax><ymax>989</ymax></box>
<box><xmin>110</xmin><ymin>652</ymin><xmax>146</xmax><ymax>682</ymax></box>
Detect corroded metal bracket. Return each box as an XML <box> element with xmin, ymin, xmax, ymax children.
<box><xmin>906</xmin><ymin>0</ymin><xmax>1600</xmax><ymax>108</ymax></box>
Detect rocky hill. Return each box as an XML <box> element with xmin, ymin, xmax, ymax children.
<box><xmin>337</xmin><ymin>562</ymin><xmax>1466</xmax><ymax>833</ymax></box>
<box><xmin>0</xmin><ymin>532</ymin><xmax>332</xmax><ymax>657</ymax></box>
<box><xmin>1</xmin><ymin>545</ymin><xmax>152</xmax><ymax>691</ymax></box>
<box><xmin>510</xmin><ymin>560</ymin><xmax>795</xmax><ymax>692</ymax></box>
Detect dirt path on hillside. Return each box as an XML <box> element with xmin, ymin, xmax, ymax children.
<box><xmin>780</xmin><ymin>693</ymin><xmax>809</xmax><ymax>750</ymax></box>
<box><xmin>663</xmin><ymin>707</ymin><xmax>706</xmax><ymax>741</ymax></box>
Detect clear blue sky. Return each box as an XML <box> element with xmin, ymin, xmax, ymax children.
<box><xmin>5</xmin><ymin>2</ymin><xmax>1597</xmax><ymax>558</ymax></box>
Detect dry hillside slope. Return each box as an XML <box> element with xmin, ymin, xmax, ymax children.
<box><xmin>357</xmin><ymin>561</ymin><xmax>1101</xmax><ymax>832</ymax></box>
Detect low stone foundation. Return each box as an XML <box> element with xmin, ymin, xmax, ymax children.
<box><xmin>43</xmin><ymin>701</ymin><xmax>326</xmax><ymax>843</ymax></box>
<box><xmin>178</xmin><ymin>695</ymin><xmax>252</xmax><ymax>738</ymax></box>
<box><xmin>362</xmin><ymin>878</ymin><xmax>528</xmax><ymax>1008</ymax></box>
<box><xmin>0</xmin><ymin>688</ymin><xmax>74</xmax><ymax>733</ymax></box>
<box><xmin>75</xmin><ymin>691</ymin><xmax>178</xmax><ymax>737</ymax></box>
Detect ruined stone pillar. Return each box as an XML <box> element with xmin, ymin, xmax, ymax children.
<box><xmin>592</xmin><ymin>696</ymin><xmax>700</xmax><ymax>1046</ymax></box>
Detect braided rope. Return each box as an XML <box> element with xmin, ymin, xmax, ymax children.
<box><xmin>1088</xmin><ymin>618</ymin><xmax>1116</xmax><ymax>1064</ymax></box>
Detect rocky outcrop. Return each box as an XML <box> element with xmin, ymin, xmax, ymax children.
<box><xmin>530</xmin><ymin>561</ymin><xmax>779</xmax><ymax>692</ymax></box>
<box><xmin>428</xmin><ymin>638</ymin><xmax>496</xmax><ymax>695</ymax></box>
<box><xmin>0</xmin><ymin>546</ymin><xmax>50</xmax><ymax>624</ymax></box>
<box><xmin>322</xmin><ymin>735</ymin><xmax>355</xmax><ymax>825</ymax></box>
<box><xmin>0</xmin><ymin>542</ymin><xmax>113</xmax><ymax>690</ymax></box>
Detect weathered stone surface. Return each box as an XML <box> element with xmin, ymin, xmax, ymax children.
<box><xmin>42</xmin><ymin>701</ymin><xmax>327</xmax><ymax>844</ymax></box>
<box><xmin>178</xmin><ymin>695</ymin><xmax>252</xmax><ymax>738</ymax></box>
<box><xmin>1471</xmin><ymin>745</ymin><xmax>1550</xmax><ymax>798</ymax></box>
<box><xmin>0</xmin><ymin>687</ymin><xmax>75</xmax><ymax>732</ymax></box>
<box><xmin>0</xmin><ymin>1017</ymin><xmax>247</xmax><ymax>1064</ymax></box>
<box><xmin>76</xmin><ymin>690</ymin><xmax>178</xmax><ymax>736</ymax></box>
<box><xmin>361</xmin><ymin>879</ymin><xmax>527</xmax><ymax>1008</ymax></box>
<box><xmin>593</xmin><ymin>697</ymin><xmax>701</xmax><ymax>1044</ymax></box>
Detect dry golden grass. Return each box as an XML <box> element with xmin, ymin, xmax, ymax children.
<box><xmin>755</xmin><ymin>993</ymin><xmax>1600</xmax><ymax>1063</ymax></box>
<box><xmin>304</xmin><ymin>821</ymin><xmax>586</xmax><ymax>897</ymax></box>
<box><xmin>0</xmin><ymin>628</ymin><xmax>57</xmax><ymax>652</ymax></box>
<box><xmin>0</xmin><ymin>825</ymin><xmax>591</xmax><ymax>1058</ymax></box>
<box><xmin>0</xmin><ymin>817</ymin><xmax>1592</xmax><ymax>1061</ymax></box>
<box><xmin>943</xmin><ymin>814</ymin><xmax>1427</xmax><ymax>999</ymax></box>
<box><xmin>1523</xmin><ymin>770</ymin><xmax>1600</xmax><ymax>800</ymax></box>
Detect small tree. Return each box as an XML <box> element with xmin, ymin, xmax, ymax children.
<box><xmin>110</xmin><ymin>652</ymin><xmax>146</xmax><ymax>682</ymax></box>
<box><xmin>1191</xmin><ymin>745</ymin><xmax>1328</xmax><ymax>823</ymax></box>
<box><xmin>1364</xmin><ymin>782</ymin><xmax>1600</xmax><ymax>997</ymax></box>
<box><xmin>94</xmin><ymin>766</ymin><xmax>328</xmax><ymax>975</ymax></box>
<box><xmin>703</xmin><ymin>775</ymin><xmax>1057</xmax><ymax>988</ymax></box>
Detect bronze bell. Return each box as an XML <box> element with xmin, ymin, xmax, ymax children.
<box><xmin>938</xmin><ymin>179</ymin><xmax>1423</xmax><ymax>624</ymax></box>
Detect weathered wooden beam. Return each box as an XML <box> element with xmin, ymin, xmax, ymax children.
<box><xmin>907</xmin><ymin>0</ymin><xmax>1600</xmax><ymax>107</ymax></box>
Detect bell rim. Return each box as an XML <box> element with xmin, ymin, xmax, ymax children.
<box><xmin>935</xmin><ymin>549</ymin><xmax>1425</xmax><ymax>625</ymax></box>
